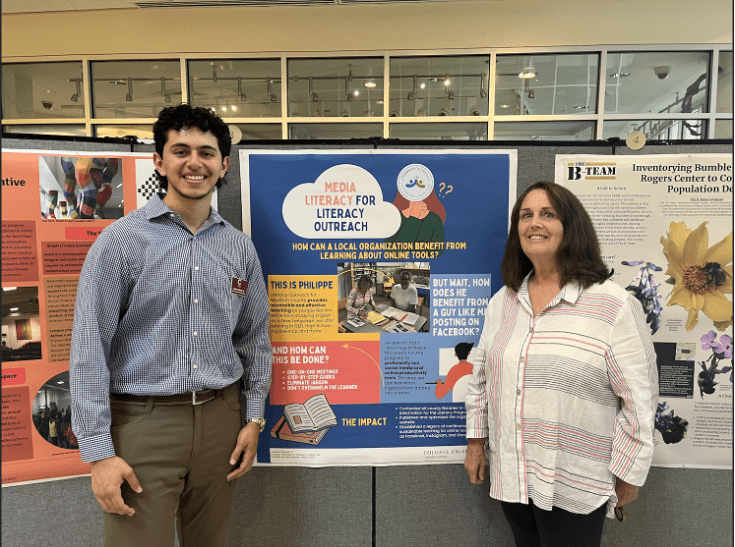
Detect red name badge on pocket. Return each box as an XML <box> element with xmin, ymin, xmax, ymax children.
<box><xmin>231</xmin><ymin>277</ymin><xmax>248</xmax><ymax>297</ymax></box>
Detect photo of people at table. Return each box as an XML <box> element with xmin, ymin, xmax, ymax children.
<box><xmin>337</xmin><ymin>262</ymin><xmax>430</xmax><ymax>333</ymax></box>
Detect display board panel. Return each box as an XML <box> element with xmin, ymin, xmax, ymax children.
<box><xmin>556</xmin><ymin>153</ymin><xmax>733</xmax><ymax>469</ymax></box>
<box><xmin>242</xmin><ymin>150</ymin><xmax>517</xmax><ymax>465</ymax></box>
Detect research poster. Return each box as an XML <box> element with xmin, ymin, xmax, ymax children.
<box><xmin>242</xmin><ymin>150</ymin><xmax>516</xmax><ymax>465</ymax></box>
<box><xmin>556</xmin><ymin>154</ymin><xmax>733</xmax><ymax>469</ymax></box>
<box><xmin>1</xmin><ymin>148</ymin><xmax>166</xmax><ymax>485</ymax></box>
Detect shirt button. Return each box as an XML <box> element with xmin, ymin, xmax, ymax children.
<box><xmin>519</xmin><ymin>356</ymin><xmax>525</xmax><ymax>363</ymax></box>
<box><xmin>193</xmin><ymin>331</ymin><xmax>198</xmax><ymax>336</ymax></box>
<box><xmin>194</xmin><ymin>266</ymin><xmax>200</xmax><ymax>271</ymax></box>
<box><xmin>194</xmin><ymin>299</ymin><xmax>199</xmax><ymax>304</ymax></box>
<box><xmin>519</xmin><ymin>454</ymin><xmax>524</xmax><ymax>461</ymax></box>
<box><xmin>516</xmin><ymin>389</ymin><xmax>521</xmax><ymax>396</ymax></box>
<box><xmin>515</xmin><ymin>423</ymin><xmax>521</xmax><ymax>430</ymax></box>
<box><xmin>169</xmin><ymin>213</ymin><xmax>175</xmax><ymax>218</ymax></box>
<box><xmin>193</xmin><ymin>364</ymin><xmax>198</xmax><ymax>369</ymax></box>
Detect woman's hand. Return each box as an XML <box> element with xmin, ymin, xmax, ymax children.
<box><xmin>402</xmin><ymin>201</ymin><xmax>429</xmax><ymax>219</ymax></box>
<box><xmin>464</xmin><ymin>439</ymin><xmax>487</xmax><ymax>484</ymax></box>
<box><xmin>615</xmin><ymin>477</ymin><xmax>639</xmax><ymax>506</ymax></box>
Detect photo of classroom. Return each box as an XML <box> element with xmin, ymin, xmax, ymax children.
<box><xmin>31</xmin><ymin>371</ymin><xmax>78</xmax><ymax>451</ymax></box>
<box><xmin>337</xmin><ymin>262</ymin><xmax>430</xmax><ymax>333</ymax></box>
<box><xmin>1</xmin><ymin>286</ymin><xmax>42</xmax><ymax>362</ymax></box>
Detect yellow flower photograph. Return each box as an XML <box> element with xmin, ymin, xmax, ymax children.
<box><xmin>660</xmin><ymin>221</ymin><xmax>733</xmax><ymax>332</ymax></box>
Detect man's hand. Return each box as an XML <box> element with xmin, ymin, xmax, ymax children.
<box><xmin>90</xmin><ymin>456</ymin><xmax>142</xmax><ymax>516</ymax></box>
<box><xmin>615</xmin><ymin>477</ymin><xmax>639</xmax><ymax>507</ymax></box>
<box><xmin>227</xmin><ymin>422</ymin><xmax>260</xmax><ymax>481</ymax></box>
<box><xmin>464</xmin><ymin>439</ymin><xmax>487</xmax><ymax>484</ymax></box>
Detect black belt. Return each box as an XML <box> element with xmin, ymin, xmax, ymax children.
<box><xmin>110</xmin><ymin>385</ymin><xmax>231</xmax><ymax>406</ymax></box>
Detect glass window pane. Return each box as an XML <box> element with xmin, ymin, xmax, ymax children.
<box><xmin>389</xmin><ymin>122</ymin><xmax>487</xmax><ymax>140</ymax></box>
<box><xmin>2</xmin><ymin>62</ymin><xmax>84</xmax><ymax>119</ymax></box>
<box><xmin>389</xmin><ymin>56</ymin><xmax>490</xmax><ymax>117</ymax></box>
<box><xmin>188</xmin><ymin>59</ymin><xmax>281</xmax><ymax>118</ymax></box>
<box><xmin>493</xmin><ymin>121</ymin><xmax>595</xmax><ymax>141</ymax></box>
<box><xmin>716</xmin><ymin>51</ymin><xmax>733</xmax><ymax>113</ymax></box>
<box><xmin>95</xmin><ymin>125</ymin><xmax>154</xmax><ymax>140</ymax></box>
<box><xmin>2</xmin><ymin>124</ymin><xmax>86</xmax><ymax>136</ymax></box>
<box><xmin>233</xmin><ymin>124</ymin><xmax>282</xmax><ymax>140</ymax></box>
<box><xmin>288</xmin><ymin>58</ymin><xmax>383</xmax><ymax>118</ymax></box>
<box><xmin>495</xmin><ymin>54</ymin><xmax>598</xmax><ymax>115</ymax></box>
<box><xmin>714</xmin><ymin>119</ymin><xmax>732</xmax><ymax>139</ymax></box>
<box><xmin>602</xmin><ymin>119</ymin><xmax>708</xmax><ymax>141</ymax></box>
<box><xmin>91</xmin><ymin>60</ymin><xmax>182</xmax><ymax>119</ymax></box>
<box><xmin>605</xmin><ymin>51</ymin><xmax>710</xmax><ymax>114</ymax></box>
<box><xmin>288</xmin><ymin>123</ymin><xmax>381</xmax><ymax>140</ymax></box>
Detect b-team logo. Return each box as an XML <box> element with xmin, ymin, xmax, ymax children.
<box><xmin>566</xmin><ymin>161</ymin><xmax>617</xmax><ymax>181</ymax></box>
<box><xmin>397</xmin><ymin>163</ymin><xmax>434</xmax><ymax>201</ymax></box>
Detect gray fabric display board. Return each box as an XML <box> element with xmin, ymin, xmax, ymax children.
<box><xmin>2</xmin><ymin>136</ymin><xmax>732</xmax><ymax>547</ymax></box>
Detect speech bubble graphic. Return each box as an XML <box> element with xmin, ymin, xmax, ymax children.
<box><xmin>282</xmin><ymin>164</ymin><xmax>401</xmax><ymax>239</ymax></box>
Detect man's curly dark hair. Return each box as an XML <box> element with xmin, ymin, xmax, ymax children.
<box><xmin>153</xmin><ymin>103</ymin><xmax>232</xmax><ymax>190</ymax></box>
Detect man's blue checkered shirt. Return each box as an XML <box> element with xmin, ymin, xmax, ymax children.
<box><xmin>70</xmin><ymin>195</ymin><xmax>271</xmax><ymax>463</ymax></box>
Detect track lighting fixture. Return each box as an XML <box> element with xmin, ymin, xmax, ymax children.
<box><xmin>70</xmin><ymin>78</ymin><xmax>81</xmax><ymax>102</ymax></box>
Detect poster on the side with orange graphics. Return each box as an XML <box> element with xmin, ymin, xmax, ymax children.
<box><xmin>1</xmin><ymin>149</ymin><xmax>165</xmax><ymax>485</ymax></box>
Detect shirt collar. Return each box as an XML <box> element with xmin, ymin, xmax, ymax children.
<box><xmin>143</xmin><ymin>193</ymin><xmax>225</xmax><ymax>226</ymax></box>
<box><xmin>518</xmin><ymin>271</ymin><xmax>583</xmax><ymax>308</ymax></box>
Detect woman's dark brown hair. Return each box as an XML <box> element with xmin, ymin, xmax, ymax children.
<box><xmin>357</xmin><ymin>274</ymin><xmax>373</xmax><ymax>294</ymax></box>
<box><xmin>500</xmin><ymin>181</ymin><xmax>611</xmax><ymax>292</ymax></box>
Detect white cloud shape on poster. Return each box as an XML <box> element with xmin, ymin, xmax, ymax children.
<box><xmin>282</xmin><ymin>164</ymin><xmax>401</xmax><ymax>239</ymax></box>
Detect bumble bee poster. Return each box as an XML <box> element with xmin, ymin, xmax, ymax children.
<box><xmin>557</xmin><ymin>153</ymin><xmax>733</xmax><ymax>469</ymax></box>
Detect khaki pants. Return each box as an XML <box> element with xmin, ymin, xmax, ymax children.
<box><xmin>104</xmin><ymin>384</ymin><xmax>242</xmax><ymax>547</ymax></box>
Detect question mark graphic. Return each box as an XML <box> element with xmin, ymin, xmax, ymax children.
<box><xmin>438</xmin><ymin>182</ymin><xmax>446</xmax><ymax>196</ymax></box>
<box><xmin>444</xmin><ymin>185</ymin><xmax>454</xmax><ymax>196</ymax></box>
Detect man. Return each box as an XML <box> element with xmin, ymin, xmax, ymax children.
<box><xmin>390</xmin><ymin>270</ymin><xmax>419</xmax><ymax>313</ymax></box>
<box><xmin>434</xmin><ymin>342</ymin><xmax>474</xmax><ymax>400</ymax></box>
<box><xmin>70</xmin><ymin>103</ymin><xmax>271</xmax><ymax>546</ymax></box>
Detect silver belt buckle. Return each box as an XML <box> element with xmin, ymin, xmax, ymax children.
<box><xmin>192</xmin><ymin>390</ymin><xmax>207</xmax><ymax>405</ymax></box>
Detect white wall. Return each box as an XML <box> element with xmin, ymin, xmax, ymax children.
<box><xmin>2</xmin><ymin>0</ymin><xmax>731</xmax><ymax>61</ymax></box>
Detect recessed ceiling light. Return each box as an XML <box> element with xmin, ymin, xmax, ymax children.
<box><xmin>573</xmin><ymin>105</ymin><xmax>589</xmax><ymax>109</ymax></box>
<box><xmin>518</xmin><ymin>67</ymin><xmax>536</xmax><ymax>79</ymax></box>
<box><xmin>609</xmin><ymin>72</ymin><xmax>631</xmax><ymax>78</ymax></box>
<box><xmin>499</xmin><ymin>104</ymin><xmax>510</xmax><ymax>109</ymax></box>
<box><xmin>364</xmin><ymin>81</ymin><xmax>376</xmax><ymax>88</ymax></box>
<box><xmin>10</xmin><ymin>307</ymin><xmax>18</xmax><ymax>311</ymax></box>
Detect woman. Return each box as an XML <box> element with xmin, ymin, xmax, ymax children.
<box><xmin>464</xmin><ymin>182</ymin><xmax>658</xmax><ymax>547</ymax></box>
<box><xmin>346</xmin><ymin>275</ymin><xmax>377</xmax><ymax>319</ymax></box>
<box><xmin>385</xmin><ymin>189</ymin><xmax>446</xmax><ymax>256</ymax></box>
<box><xmin>339</xmin><ymin>275</ymin><xmax>378</xmax><ymax>332</ymax></box>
